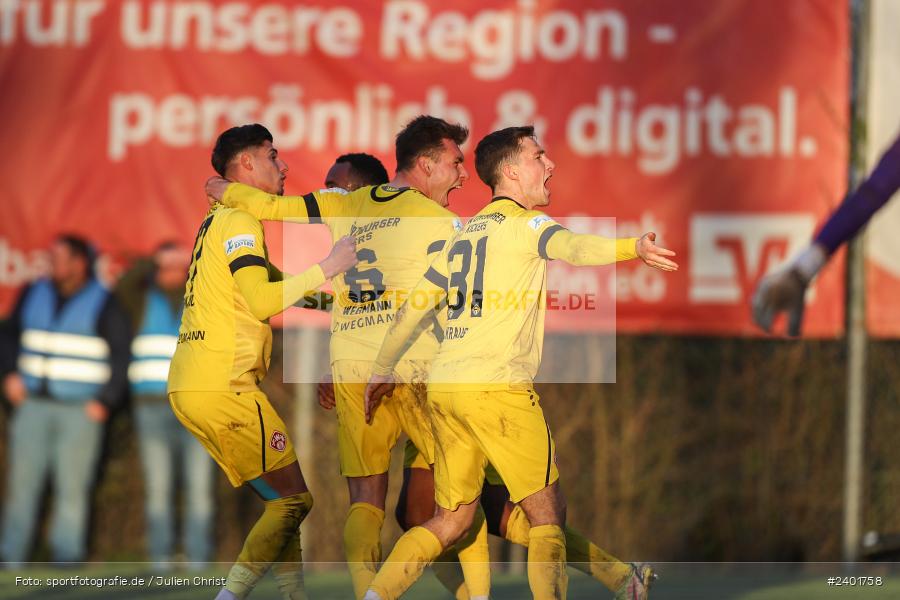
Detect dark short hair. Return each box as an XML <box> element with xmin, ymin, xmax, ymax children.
<box><xmin>56</xmin><ymin>234</ymin><xmax>96</xmax><ymax>272</ymax></box>
<box><xmin>474</xmin><ymin>126</ymin><xmax>535</xmax><ymax>190</ymax></box>
<box><xmin>211</xmin><ymin>124</ymin><xmax>273</xmax><ymax>176</ymax></box>
<box><xmin>395</xmin><ymin>116</ymin><xmax>468</xmax><ymax>173</ymax></box>
<box><xmin>335</xmin><ymin>153</ymin><xmax>389</xmax><ymax>186</ymax></box>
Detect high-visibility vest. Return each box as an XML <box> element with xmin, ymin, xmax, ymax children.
<box><xmin>19</xmin><ymin>278</ymin><xmax>111</xmax><ymax>401</ymax></box>
<box><xmin>129</xmin><ymin>286</ymin><xmax>180</xmax><ymax>395</ymax></box>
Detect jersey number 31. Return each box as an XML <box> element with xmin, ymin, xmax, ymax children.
<box><xmin>447</xmin><ymin>236</ymin><xmax>487</xmax><ymax>320</ymax></box>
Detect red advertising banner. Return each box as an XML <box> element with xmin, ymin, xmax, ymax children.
<box><xmin>0</xmin><ymin>0</ymin><xmax>849</xmax><ymax>335</ymax></box>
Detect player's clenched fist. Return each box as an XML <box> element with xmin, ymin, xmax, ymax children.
<box><xmin>317</xmin><ymin>372</ymin><xmax>335</xmax><ymax>410</ymax></box>
<box><xmin>364</xmin><ymin>372</ymin><xmax>395</xmax><ymax>424</ymax></box>
<box><xmin>319</xmin><ymin>236</ymin><xmax>358</xmax><ymax>278</ymax></box>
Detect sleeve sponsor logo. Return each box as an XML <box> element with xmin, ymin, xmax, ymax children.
<box><xmin>528</xmin><ymin>214</ymin><xmax>555</xmax><ymax>231</ymax></box>
<box><xmin>224</xmin><ymin>234</ymin><xmax>255</xmax><ymax>255</ymax></box>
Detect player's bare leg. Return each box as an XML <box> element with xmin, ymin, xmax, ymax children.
<box><xmin>396</xmin><ymin>466</ymin><xmax>469</xmax><ymax>597</ymax></box>
<box><xmin>397</xmin><ymin>466</ymin><xmax>468</xmax><ymax>600</ymax></box>
<box><xmin>517</xmin><ymin>482</ymin><xmax>568</xmax><ymax>600</ymax></box>
<box><xmin>482</xmin><ymin>481</ymin><xmax>637</xmax><ymax>593</ymax></box>
<box><xmin>481</xmin><ymin>482</ymin><xmax>515</xmax><ymax>538</ymax></box>
<box><xmin>395</xmin><ymin>467</ymin><xmax>435</xmax><ymax>530</ymax></box>
<box><xmin>396</xmin><ymin>465</ymin><xmax>490</xmax><ymax>600</ymax></box>
<box><xmin>344</xmin><ymin>473</ymin><xmax>390</xmax><ymax>599</ymax></box>
<box><xmin>216</xmin><ymin>461</ymin><xmax>313</xmax><ymax>600</ymax></box>
<box><xmin>348</xmin><ymin>473</ymin><xmax>389</xmax><ymax>509</ymax></box>
<box><xmin>252</xmin><ymin>460</ymin><xmax>307</xmax><ymax>494</ymax></box>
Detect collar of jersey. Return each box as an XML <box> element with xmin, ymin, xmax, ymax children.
<box><xmin>370</xmin><ymin>185</ymin><xmax>414</xmax><ymax>202</ymax></box>
<box><xmin>491</xmin><ymin>196</ymin><xmax>527</xmax><ymax>210</ymax></box>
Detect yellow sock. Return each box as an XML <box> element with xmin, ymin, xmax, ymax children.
<box><xmin>505</xmin><ymin>505</ymin><xmax>629</xmax><ymax>592</ymax></box>
<box><xmin>431</xmin><ymin>551</ymin><xmax>469</xmax><ymax>600</ymax></box>
<box><xmin>527</xmin><ymin>524</ymin><xmax>567</xmax><ymax>600</ymax></box>
<box><xmin>504</xmin><ymin>505</ymin><xmax>530</xmax><ymax>545</ymax></box>
<box><xmin>272</xmin><ymin>529</ymin><xmax>306</xmax><ymax>600</ymax></box>
<box><xmin>565</xmin><ymin>527</ymin><xmax>631</xmax><ymax>591</ymax></box>
<box><xmin>227</xmin><ymin>492</ymin><xmax>314</xmax><ymax>599</ymax></box>
<box><xmin>344</xmin><ymin>502</ymin><xmax>385</xmax><ymax>599</ymax></box>
<box><xmin>456</xmin><ymin>506</ymin><xmax>490</xmax><ymax>599</ymax></box>
<box><xmin>223</xmin><ymin>564</ymin><xmax>258</xmax><ymax>600</ymax></box>
<box><xmin>368</xmin><ymin>526</ymin><xmax>443</xmax><ymax>600</ymax></box>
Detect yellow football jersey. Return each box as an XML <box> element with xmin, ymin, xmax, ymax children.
<box><xmin>374</xmin><ymin>197</ymin><xmax>638</xmax><ymax>390</ymax></box>
<box><xmin>220</xmin><ymin>183</ymin><xmax>462</xmax><ymax>364</ymax></box>
<box><xmin>427</xmin><ymin>198</ymin><xmax>560</xmax><ymax>389</ymax></box>
<box><xmin>167</xmin><ymin>205</ymin><xmax>325</xmax><ymax>392</ymax></box>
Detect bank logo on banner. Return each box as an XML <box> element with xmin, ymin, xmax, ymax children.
<box><xmin>689</xmin><ymin>214</ymin><xmax>815</xmax><ymax>304</ymax></box>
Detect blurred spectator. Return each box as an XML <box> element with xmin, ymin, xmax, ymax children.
<box><xmin>115</xmin><ymin>242</ymin><xmax>214</xmax><ymax>569</ymax></box>
<box><xmin>0</xmin><ymin>235</ymin><xmax>130</xmax><ymax>564</ymax></box>
<box><xmin>324</xmin><ymin>153</ymin><xmax>390</xmax><ymax>192</ymax></box>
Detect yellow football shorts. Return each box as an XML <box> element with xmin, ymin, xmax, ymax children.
<box><xmin>333</xmin><ymin>359</ymin><xmax>435</xmax><ymax>477</ymax></box>
<box><xmin>430</xmin><ymin>387</ymin><xmax>559</xmax><ymax>510</ymax></box>
<box><xmin>403</xmin><ymin>438</ymin><xmax>504</xmax><ymax>486</ymax></box>
<box><xmin>169</xmin><ymin>390</ymin><xmax>297</xmax><ymax>487</ymax></box>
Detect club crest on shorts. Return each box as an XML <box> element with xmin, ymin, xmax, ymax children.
<box><xmin>269</xmin><ymin>430</ymin><xmax>287</xmax><ymax>452</ymax></box>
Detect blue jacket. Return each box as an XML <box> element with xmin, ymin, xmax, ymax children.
<box><xmin>18</xmin><ymin>278</ymin><xmax>112</xmax><ymax>402</ymax></box>
<box><xmin>129</xmin><ymin>286</ymin><xmax>181</xmax><ymax>396</ymax></box>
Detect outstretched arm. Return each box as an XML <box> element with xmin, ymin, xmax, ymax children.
<box><xmin>752</xmin><ymin>134</ymin><xmax>900</xmax><ymax>336</ymax></box>
<box><xmin>815</xmin><ymin>135</ymin><xmax>900</xmax><ymax>255</ymax></box>
<box><xmin>365</xmin><ymin>271</ymin><xmax>447</xmax><ymax>422</ymax></box>
<box><xmin>234</xmin><ymin>236</ymin><xmax>357</xmax><ymax>321</ymax></box>
<box><xmin>545</xmin><ymin>230</ymin><xmax>678</xmax><ymax>271</ymax></box>
<box><xmin>268</xmin><ymin>261</ymin><xmax>334</xmax><ymax>311</ymax></box>
<box><xmin>371</xmin><ymin>272</ymin><xmax>448</xmax><ymax>377</ymax></box>
<box><xmin>207</xmin><ymin>177</ymin><xmax>347</xmax><ymax>223</ymax></box>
